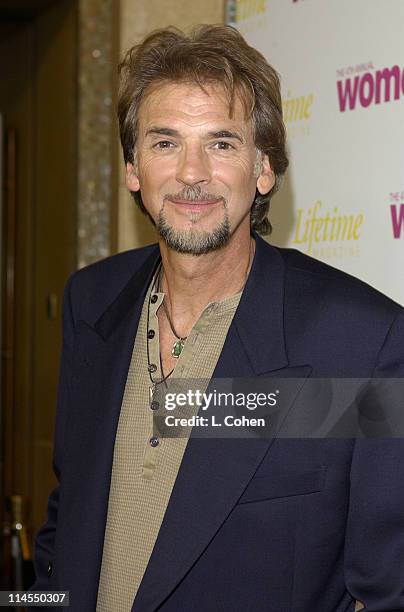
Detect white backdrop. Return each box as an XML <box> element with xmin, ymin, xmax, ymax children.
<box><xmin>227</xmin><ymin>0</ymin><xmax>404</xmax><ymax>305</ymax></box>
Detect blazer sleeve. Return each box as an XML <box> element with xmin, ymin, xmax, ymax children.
<box><xmin>344</xmin><ymin>311</ymin><xmax>404</xmax><ymax>610</ymax></box>
<box><xmin>31</xmin><ymin>273</ymin><xmax>77</xmax><ymax>590</ymax></box>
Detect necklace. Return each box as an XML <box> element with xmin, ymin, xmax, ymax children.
<box><xmin>162</xmin><ymin>300</ymin><xmax>187</xmax><ymax>358</ymax></box>
<box><xmin>158</xmin><ymin>237</ymin><xmax>255</xmax><ymax>359</ymax></box>
<box><xmin>146</xmin><ymin>264</ymin><xmax>174</xmax><ymax>404</ymax></box>
<box><xmin>157</xmin><ymin>268</ymin><xmax>187</xmax><ymax>359</ymax></box>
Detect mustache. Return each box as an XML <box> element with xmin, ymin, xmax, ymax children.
<box><xmin>164</xmin><ymin>185</ymin><xmax>226</xmax><ymax>203</ymax></box>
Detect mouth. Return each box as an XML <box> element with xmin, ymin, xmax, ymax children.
<box><xmin>167</xmin><ymin>198</ymin><xmax>223</xmax><ymax>211</ymax></box>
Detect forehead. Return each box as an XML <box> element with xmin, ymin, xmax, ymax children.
<box><xmin>138</xmin><ymin>81</ymin><xmax>251</xmax><ymax>133</ymax></box>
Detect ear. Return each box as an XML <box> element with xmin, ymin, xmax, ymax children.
<box><xmin>256</xmin><ymin>154</ymin><xmax>275</xmax><ymax>195</ymax></box>
<box><xmin>125</xmin><ymin>162</ymin><xmax>140</xmax><ymax>192</ymax></box>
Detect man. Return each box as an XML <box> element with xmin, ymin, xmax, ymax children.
<box><xmin>33</xmin><ymin>25</ymin><xmax>404</xmax><ymax>611</ymax></box>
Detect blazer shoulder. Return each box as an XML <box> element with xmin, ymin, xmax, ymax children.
<box><xmin>272</xmin><ymin>246</ymin><xmax>403</xmax><ymax>374</ymax></box>
<box><xmin>279</xmin><ymin>246</ymin><xmax>403</xmax><ymax>318</ymax></box>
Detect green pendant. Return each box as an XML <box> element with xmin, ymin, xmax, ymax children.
<box><xmin>171</xmin><ymin>339</ymin><xmax>185</xmax><ymax>358</ymax></box>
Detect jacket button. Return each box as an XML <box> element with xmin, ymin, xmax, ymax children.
<box><xmin>47</xmin><ymin>561</ymin><xmax>53</xmax><ymax>576</ymax></box>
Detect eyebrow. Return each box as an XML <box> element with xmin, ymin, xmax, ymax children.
<box><xmin>144</xmin><ymin>127</ymin><xmax>244</xmax><ymax>143</ymax></box>
<box><xmin>207</xmin><ymin>130</ymin><xmax>244</xmax><ymax>143</ymax></box>
<box><xmin>145</xmin><ymin>127</ymin><xmax>180</xmax><ymax>138</ymax></box>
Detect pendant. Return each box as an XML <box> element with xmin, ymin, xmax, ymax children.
<box><xmin>171</xmin><ymin>339</ymin><xmax>185</xmax><ymax>358</ymax></box>
<box><xmin>149</xmin><ymin>383</ymin><xmax>156</xmax><ymax>403</ymax></box>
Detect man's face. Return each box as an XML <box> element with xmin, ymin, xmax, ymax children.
<box><xmin>126</xmin><ymin>81</ymin><xmax>275</xmax><ymax>254</ymax></box>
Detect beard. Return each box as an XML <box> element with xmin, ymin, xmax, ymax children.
<box><xmin>156</xmin><ymin>186</ymin><xmax>231</xmax><ymax>255</ymax></box>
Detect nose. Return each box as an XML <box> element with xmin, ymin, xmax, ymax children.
<box><xmin>175</xmin><ymin>144</ymin><xmax>211</xmax><ymax>186</ymax></box>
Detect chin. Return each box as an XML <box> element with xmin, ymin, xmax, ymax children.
<box><xmin>156</xmin><ymin>211</ymin><xmax>231</xmax><ymax>255</ymax></box>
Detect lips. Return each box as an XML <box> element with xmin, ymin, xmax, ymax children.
<box><xmin>168</xmin><ymin>198</ymin><xmax>222</xmax><ymax>206</ymax></box>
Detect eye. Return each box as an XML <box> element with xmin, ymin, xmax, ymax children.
<box><xmin>153</xmin><ymin>140</ymin><xmax>175</xmax><ymax>150</ymax></box>
<box><xmin>213</xmin><ymin>141</ymin><xmax>234</xmax><ymax>150</ymax></box>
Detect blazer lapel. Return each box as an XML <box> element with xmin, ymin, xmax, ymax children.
<box><xmin>59</xmin><ymin>247</ymin><xmax>161</xmax><ymax>609</ymax></box>
<box><xmin>132</xmin><ymin>236</ymin><xmax>312</xmax><ymax>611</ymax></box>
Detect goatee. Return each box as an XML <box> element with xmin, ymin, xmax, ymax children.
<box><xmin>157</xmin><ymin>185</ymin><xmax>231</xmax><ymax>255</ymax></box>
<box><xmin>156</xmin><ymin>210</ymin><xmax>230</xmax><ymax>255</ymax></box>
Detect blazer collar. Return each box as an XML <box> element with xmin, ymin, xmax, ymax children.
<box><xmin>234</xmin><ymin>232</ymin><xmax>288</xmax><ymax>373</ymax></box>
<box><xmin>92</xmin><ymin>233</ymin><xmax>288</xmax><ymax>374</ymax></box>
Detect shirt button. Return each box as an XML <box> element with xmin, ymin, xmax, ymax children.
<box><xmin>150</xmin><ymin>400</ymin><xmax>159</xmax><ymax>411</ymax></box>
<box><xmin>147</xmin><ymin>329</ymin><xmax>155</xmax><ymax>339</ymax></box>
<box><xmin>148</xmin><ymin>364</ymin><xmax>157</xmax><ymax>373</ymax></box>
<box><xmin>47</xmin><ymin>561</ymin><xmax>53</xmax><ymax>576</ymax></box>
<box><xmin>149</xmin><ymin>436</ymin><xmax>159</xmax><ymax>447</ymax></box>
<box><xmin>151</xmin><ymin>294</ymin><xmax>158</xmax><ymax>303</ymax></box>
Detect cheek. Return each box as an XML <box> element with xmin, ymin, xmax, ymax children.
<box><xmin>139</xmin><ymin>156</ymin><xmax>175</xmax><ymax>189</ymax></box>
<box><xmin>215</xmin><ymin>159</ymin><xmax>257</xmax><ymax>192</ymax></box>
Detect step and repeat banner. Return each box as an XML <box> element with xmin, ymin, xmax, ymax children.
<box><xmin>227</xmin><ymin>0</ymin><xmax>404</xmax><ymax>305</ymax></box>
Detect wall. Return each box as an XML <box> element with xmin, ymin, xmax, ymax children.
<box><xmin>77</xmin><ymin>0</ymin><xmax>119</xmax><ymax>268</ymax></box>
<box><xmin>118</xmin><ymin>0</ymin><xmax>226</xmax><ymax>252</ymax></box>
<box><xmin>0</xmin><ymin>0</ymin><xmax>78</xmax><ymax>544</ymax></box>
<box><xmin>229</xmin><ymin>0</ymin><xmax>404</xmax><ymax>306</ymax></box>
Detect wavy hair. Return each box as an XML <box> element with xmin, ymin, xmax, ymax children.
<box><xmin>118</xmin><ymin>25</ymin><xmax>288</xmax><ymax>234</ymax></box>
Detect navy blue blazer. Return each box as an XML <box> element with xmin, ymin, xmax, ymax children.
<box><xmin>33</xmin><ymin>234</ymin><xmax>404</xmax><ymax>611</ymax></box>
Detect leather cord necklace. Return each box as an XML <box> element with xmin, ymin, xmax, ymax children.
<box><xmin>157</xmin><ymin>269</ymin><xmax>187</xmax><ymax>359</ymax></box>
<box><xmin>148</xmin><ymin>238</ymin><xmax>256</xmax><ymax>391</ymax></box>
<box><xmin>146</xmin><ymin>264</ymin><xmax>174</xmax><ymax>405</ymax></box>
<box><xmin>161</xmin><ymin>299</ymin><xmax>187</xmax><ymax>358</ymax></box>
<box><xmin>158</xmin><ymin>237</ymin><xmax>255</xmax><ymax>360</ymax></box>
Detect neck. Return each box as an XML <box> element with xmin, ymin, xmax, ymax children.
<box><xmin>158</xmin><ymin>229</ymin><xmax>255</xmax><ymax>329</ymax></box>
